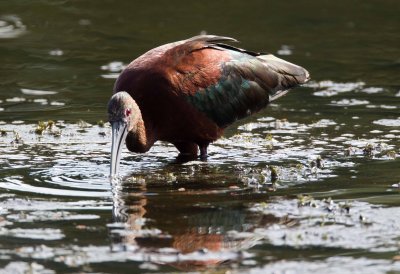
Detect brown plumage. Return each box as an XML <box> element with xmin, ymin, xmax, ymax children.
<box><xmin>108</xmin><ymin>35</ymin><xmax>310</xmax><ymax>176</ymax></box>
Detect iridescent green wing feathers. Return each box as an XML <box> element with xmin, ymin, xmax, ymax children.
<box><xmin>174</xmin><ymin>36</ymin><xmax>310</xmax><ymax>128</ymax></box>
<box><xmin>186</xmin><ymin>56</ymin><xmax>272</xmax><ymax>128</ymax></box>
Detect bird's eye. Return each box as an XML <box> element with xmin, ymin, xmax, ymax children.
<box><xmin>125</xmin><ymin>108</ymin><xmax>132</xmax><ymax>117</ymax></box>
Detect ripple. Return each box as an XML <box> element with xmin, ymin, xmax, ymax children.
<box><xmin>373</xmin><ymin>118</ymin><xmax>400</xmax><ymax>127</ymax></box>
<box><xmin>48</xmin><ymin>49</ymin><xmax>63</xmax><ymax>56</ymax></box>
<box><xmin>7</xmin><ymin>211</ymin><xmax>99</xmax><ymax>222</ymax></box>
<box><xmin>1</xmin><ymin>177</ymin><xmax>110</xmax><ymax>197</ymax></box>
<box><xmin>0</xmin><ymin>15</ymin><xmax>26</xmax><ymax>39</ymax></box>
<box><xmin>101</xmin><ymin>61</ymin><xmax>126</xmax><ymax>72</ymax></box>
<box><xmin>0</xmin><ymin>228</ymin><xmax>64</xmax><ymax>240</ymax></box>
<box><xmin>307</xmin><ymin>80</ymin><xmax>365</xmax><ymax>97</ymax></box>
<box><xmin>21</xmin><ymin>88</ymin><xmax>58</xmax><ymax>96</ymax></box>
<box><xmin>100</xmin><ymin>61</ymin><xmax>125</xmax><ymax>79</ymax></box>
<box><xmin>0</xmin><ymin>106</ymin><xmax>398</xmax><ymax>273</ymax></box>
<box><xmin>0</xmin><ymin>122</ymin><xmax>114</xmax><ymax>197</ymax></box>
<box><xmin>101</xmin><ymin>73</ymin><xmax>120</xmax><ymax>79</ymax></box>
<box><xmin>0</xmin><ymin>116</ymin><xmax>398</xmax><ymax>215</ymax></box>
<box><xmin>361</xmin><ymin>87</ymin><xmax>384</xmax><ymax>94</ymax></box>
<box><xmin>2</xmin><ymin>92</ymin><xmax>67</xmax><ymax>112</ymax></box>
<box><xmin>366</xmin><ymin>104</ymin><xmax>398</xmax><ymax>109</ymax></box>
<box><xmin>248</xmin><ymin>257</ymin><xmax>400</xmax><ymax>274</ymax></box>
<box><xmin>4</xmin><ymin>244</ymin><xmax>243</xmax><ymax>267</ymax></box>
<box><xmin>0</xmin><ymin>262</ymin><xmax>55</xmax><ymax>274</ymax></box>
<box><xmin>0</xmin><ymin>198</ymin><xmax>110</xmax><ymax>211</ymax></box>
<box><xmin>276</xmin><ymin>45</ymin><xmax>293</xmax><ymax>56</ymax></box>
<box><xmin>309</xmin><ymin>119</ymin><xmax>337</xmax><ymax>128</ymax></box>
<box><xmin>330</xmin><ymin>98</ymin><xmax>370</xmax><ymax>106</ymax></box>
<box><xmin>6</xmin><ymin>97</ymin><xmax>25</xmax><ymax>102</ymax></box>
<box><xmin>250</xmin><ymin>198</ymin><xmax>400</xmax><ymax>251</ymax></box>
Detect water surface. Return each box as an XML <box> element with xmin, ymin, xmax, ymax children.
<box><xmin>0</xmin><ymin>0</ymin><xmax>399</xmax><ymax>273</ymax></box>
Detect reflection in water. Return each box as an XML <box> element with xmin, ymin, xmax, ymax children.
<box><xmin>108</xmin><ymin>179</ymin><xmax>270</xmax><ymax>270</ymax></box>
<box><xmin>111</xmin><ymin>182</ymin><xmax>146</xmax><ymax>224</ymax></box>
<box><xmin>0</xmin><ymin>109</ymin><xmax>397</xmax><ymax>272</ymax></box>
<box><xmin>0</xmin><ymin>0</ymin><xmax>399</xmax><ymax>271</ymax></box>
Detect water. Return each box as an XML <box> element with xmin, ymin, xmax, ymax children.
<box><xmin>0</xmin><ymin>0</ymin><xmax>399</xmax><ymax>273</ymax></box>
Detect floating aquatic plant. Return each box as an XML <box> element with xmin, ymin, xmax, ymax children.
<box><xmin>344</xmin><ymin>146</ymin><xmax>355</xmax><ymax>157</ymax></box>
<box><xmin>47</xmin><ymin>120</ymin><xmax>55</xmax><ymax>129</ymax></box>
<box><xmin>11</xmin><ymin>131</ymin><xmax>23</xmax><ymax>145</ymax></box>
<box><xmin>97</xmin><ymin>120</ymin><xmax>105</xmax><ymax>127</ymax></box>
<box><xmin>34</xmin><ymin>120</ymin><xmax>60</xmax><ymax>136</ymax></box>
<box><xmin>126</xmin><ymin>176</ymin><xmax>146</xmax><ymax>184</ymax></box>
<box><xmin>385</xmin><ymin>150</ymin><xmax>396</xmax><ymax>159</ymax></box>
<box><xmin>34</xmin><ymin>121</ymin><xmax>47</xmax><ymax>135</ymax></box>
<box><xmin>268</xmin><ymin>165</ymin><xmax>279</xmax><ymax>181</ymax></box>
<box><xmin>77</xmin><ymin>120</ymin><xmax>91</xmax><ymax>128</ymax></box>
<box><xmin>363</xmin><ymin>143</ymin><xmax>374</xmax><ymax>157</ymax></box>
<box><xmin>310</xmin><ymin>156</ymin><xmax>324</xmax><ymax>169</ymax></box>
<box><xmin>297</xmin><ymin>194</ymin><xmax>315</xmax><ymax>207</ymax></box>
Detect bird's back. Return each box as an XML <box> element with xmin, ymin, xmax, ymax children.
<box><xmin>114</xmin><ymin>35</ymin><xmax>309</xmax><ymax>143</ymax></box>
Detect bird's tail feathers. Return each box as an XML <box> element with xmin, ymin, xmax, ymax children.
<box><xmin>258</xmin><ymin>54</ymin><xmax>310</xmax><ymax>83</ymax></box>
<box><xmin>257</xmin><ymin>54</ymin><xmax>310</xmax><ymax>101</ymax></box>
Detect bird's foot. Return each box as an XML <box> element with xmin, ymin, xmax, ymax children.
<box><xmin>199</xmin><ymin>153</ymin><xmax>208</xmax><ymax>161</ymax></box>
<box><xmin>176</xmin><ymin>153</ymin><xmax>198</xmax><ymax>163</ymax></box>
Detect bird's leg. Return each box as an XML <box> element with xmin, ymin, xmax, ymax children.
<box><xmin>198</xmin><ymin>143</ymin><xmax>209</xmax><ymax>161</ymax></box>
<box><xmin>173</xmin><ymin>142</ymin><xmax>198</xmax><ymax>161</ymax></box>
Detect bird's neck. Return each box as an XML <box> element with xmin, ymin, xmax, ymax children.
<box><xmin>126</xmin><ymin>108</ymin><xmax>154</xmax><ymax>153</ymax></box>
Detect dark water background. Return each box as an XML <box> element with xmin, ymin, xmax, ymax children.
<box><xmin>0</xmin><ymin>0</ymin><xmax>399</xmax><ymax>273</ymax></box>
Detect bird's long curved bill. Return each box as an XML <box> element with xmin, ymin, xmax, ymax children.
<box><xmin>110</xmin><ymin>121</ymin><xmax>128</xmax><ymax>177</ymax></box>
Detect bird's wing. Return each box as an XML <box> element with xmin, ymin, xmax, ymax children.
<box><xmin>166</xmin><ymin>35</ymin><xmax>310</xmax><ymax>128</ymax></box>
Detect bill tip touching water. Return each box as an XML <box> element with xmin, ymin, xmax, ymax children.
<box><xmin>108</xmin><ymin>34</ymin><xmax>310</xmax><ymax>177</ymax></box>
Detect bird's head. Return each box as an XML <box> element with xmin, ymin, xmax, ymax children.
<box><xmin>108</xmin><ymin>91</ymin><xmax>137</xmax><ymax>177</ymax></box>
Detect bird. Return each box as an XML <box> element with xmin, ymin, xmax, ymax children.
<box><xmin>108</xmin><ymin>35</ymin><xmax>310</xmax><ymax>176</ymax></box>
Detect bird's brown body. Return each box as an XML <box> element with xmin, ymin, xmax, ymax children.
<box><xmin>113</xmin><ymin>38</ymin><xmax>233</xmax><ymax>156</ymax></box>
<box><xmin>108</xmin><ymin>35</ymin><xmax>309</xmax><ymax>175</ymax></box>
